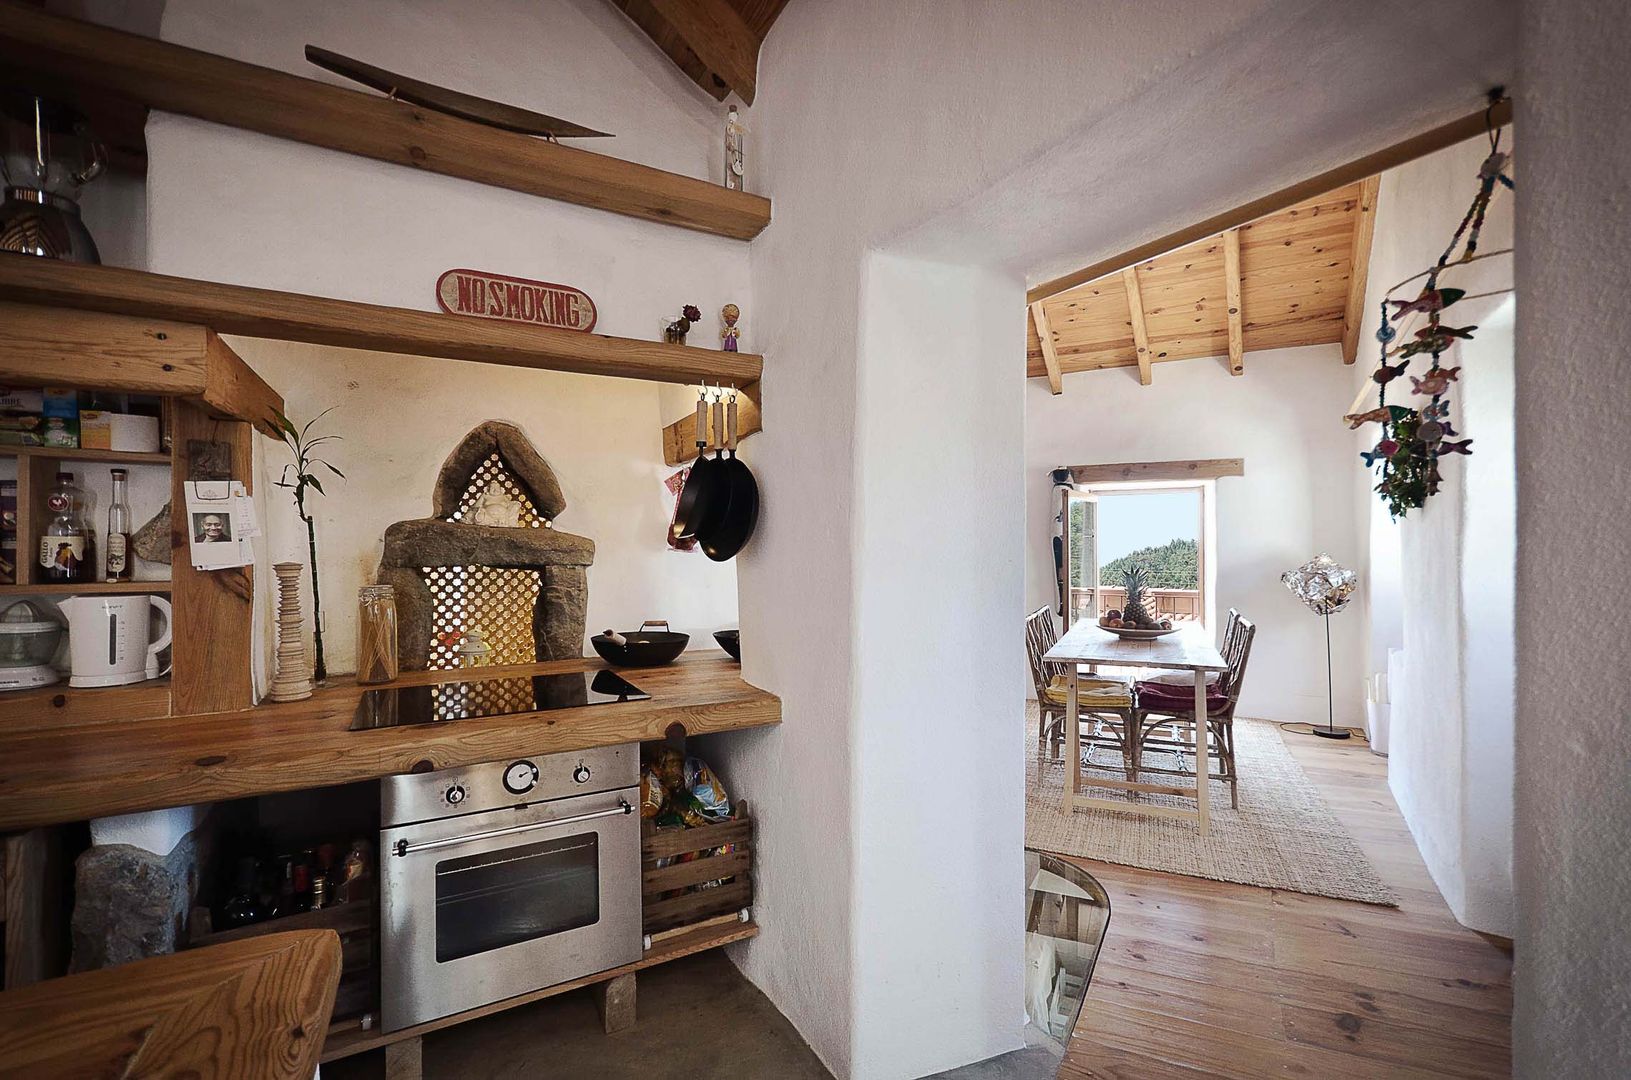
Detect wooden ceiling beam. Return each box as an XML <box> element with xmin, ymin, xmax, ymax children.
<box><xmin>610</xmin><ymin>0</ymin><xmax>788</xmax><ymax>105</ymax></box>
<box><xmin>1027</xmin><ymin>98</ymin><xmax>1511</xmax><ymax>305</ymax></box>
<box><xmin>1341</xmin><ymin>174</ymin><xmax>1382</xmax><ymax>363</ymax></box>
<box><xmin>1121</xmin><ymin>269</ymin><xmax>1154</xmax><ymax>386</ymax></box>
<box><xmin>1029</xmin><ymin>301</ymin><xmax>1064</xmax><ymax>395</ymax></box>
<box><xmin>1222</xmin><ymin>228</ymin><xmax>1244</xmax><ymax>376</ymax></box>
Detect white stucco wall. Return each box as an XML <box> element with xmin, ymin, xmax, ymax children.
<box><xmin>1350</xmin><ymin>135</ymin><xmax>1515</xmax><ymax>936</ymax></box>
<box><xmin>1026</xmin><ymin>345</ymin><xmax>1367</xmax><ymax>730</ymax></box>
<box><xmin>1513</xmin><ymin>0</ymin><xmax>1631</xmax><ymax>1073</ymax></box>
<box><xmin>142</xmin><ymin>0</ymin><xmax>748</xmax><ymax>680</ymax></box>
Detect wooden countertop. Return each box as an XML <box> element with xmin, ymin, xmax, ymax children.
<box><xmin>0</xmin><ymin>930</ymin><xmax>341</xmax><ymax>1078</ymax></box>
<box><xmin>0</xmin><ymin>654</ymin><xmax>777</xmax><ymax>832</ymax></box>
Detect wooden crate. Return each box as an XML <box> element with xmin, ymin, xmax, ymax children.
<box><xmin>641</xmin><ymin>803</ymin><xmax>752</xmax><ymax>935</ymax></box>
<box><xmin>187</xmin><ymin>884</ymin><xmax>377</xmax><ymax>1021</ymax></box>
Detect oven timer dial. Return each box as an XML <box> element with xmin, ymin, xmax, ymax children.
<box><xmin>444</xmin><ymin>783</ymin><xmax>466</xmax><ymax>806</ymax></box>
<box><xmin>572</xmin><ymin>763</ymin><xmax>592</xmax><ymax>785</ymax></box>
<box><xmin>503</xmin><ymin>760</ymin><xmax>540</xmax><ymax>795</ymax></box>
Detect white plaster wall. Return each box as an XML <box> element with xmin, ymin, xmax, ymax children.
<box><xmin>1350</xmin><ymin>135</ymin><xmax>1515</xmax><ymax>936</ymax></box>
<box><xmin>734</xmin><ymin>1</ymin><xmax>1513</xmax><ymax>1075</ymax></box>
<box><xmin>851</xmin><ymin>252</ymin><xmax>1026</xmax><ymax>1076</ymax></box>
<box><xmin>1026</xmin><ymin>346</ymin><xmax>1367</xmax><ymax>730</ymax></box>
<box><xmin>142</xmin><ymin>0</ymin><xmax>750</xmax><ymax>679</ymax></box>
<box><xmin>1513</xmin><ymin>0</ymin><xmax>1631</xmax><ymax>1073</ymax></box>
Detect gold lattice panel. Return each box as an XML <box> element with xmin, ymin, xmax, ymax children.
<box><xmin>447</xmin><ymin>453</ymin><xmax>545</xmax><ymax>527</ymax></box>
<box><xmin>420</xmin><ymin>564</ymin><xmax>543</xmax><ymax>671</ymax></box>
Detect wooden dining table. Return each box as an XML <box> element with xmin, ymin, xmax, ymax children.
<box><xmin>1043</xmin><ymin>621</ymin><xmax>1228</xmax><ymax>834</ymax></box>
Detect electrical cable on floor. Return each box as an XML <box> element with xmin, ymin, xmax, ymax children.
<box><xmin>1276</xmin><ymin>721</ymin><xmax>1370</xmax><ymax>742</ymax></box>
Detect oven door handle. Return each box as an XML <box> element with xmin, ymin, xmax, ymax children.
<box><xmin>391</xmin><ymin>799</ymin><xmax>633</xmax><ymax>858</ymax></box>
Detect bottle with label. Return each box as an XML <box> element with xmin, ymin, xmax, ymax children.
<box><xmin>106</xmin><ymin>467</ymin><xmax>131</xmax><ymax>582</ymax></box>
<box><xmin>40</xmin><ymin>472</ymin><xmax>92</xmax><ymax>583</ymax></box>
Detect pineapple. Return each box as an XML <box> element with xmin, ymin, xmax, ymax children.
<box><xmin>1121</xmin><ymin>564</ymin><xmax>1156</xmax><ymax>628</ymax></box>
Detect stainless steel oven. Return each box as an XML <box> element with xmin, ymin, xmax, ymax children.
<box><xmin>379</xmin><ymin>744</ymin><xmax>642</xmax><ymax>1032</ymax></box>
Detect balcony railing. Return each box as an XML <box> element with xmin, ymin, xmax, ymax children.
<box><xmin>1068</xmin><ymin>586</ymin><xmax>1202</xmax><ymax>625</ymax></box>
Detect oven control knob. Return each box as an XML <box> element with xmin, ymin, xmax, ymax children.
<box><xmin>444</xmin><ymin>783</ymin><xmax>466</xmax><ymax>806</ymax></box>
<box><xmin>504</xmin><ymin>760</ymin><xmax>540</xmax><ymax>795</ymax></box>
<box><xmin>572</xmin><ymin>764</ymin><xmax>592</xmax><ymax>785</ymax></box>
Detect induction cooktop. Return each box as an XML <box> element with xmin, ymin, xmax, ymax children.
<box><xmin>351</xmin><ymin>669</ymin><xmax>650</xmax><ymax>730</ymax></box>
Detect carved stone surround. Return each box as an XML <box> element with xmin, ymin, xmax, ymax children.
<box><xmin>376</xmin><ymin>421</ymin><xmax>595</xmax><ymax>670</ymax></box>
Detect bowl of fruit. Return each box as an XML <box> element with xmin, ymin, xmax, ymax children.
<box><xmin>1098</xmin><ymin>566</ymin><xmax>1180</xmax><ymax>640</ymax></box>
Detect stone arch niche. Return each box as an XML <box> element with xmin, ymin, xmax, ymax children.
<box><xmin>377</xmin><ymin>421</ymin><xmax>594</xmax><ymax>671</ymax></box>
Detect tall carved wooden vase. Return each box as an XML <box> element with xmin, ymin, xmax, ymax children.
<box><xmin>269</xmin><ymin>561</ymin><xmax>315</xmax><ymax>702</ymax></box>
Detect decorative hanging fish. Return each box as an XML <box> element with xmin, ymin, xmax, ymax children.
<box><xmin>1417</xmin><ymin>420</ymin><xmax>1445</xmax><ymax>443</ymax></box>
<box><xmin>1438</xmin><ymin>438</ymin><xmax>1474</xmax><ymax>455</ymax></box>
<box><xmin>1343</xmin><ymin>404</ymin><xmax>1413</xmax><ymax>429</ymax></box>
<box><xmin>1422</xmin><ymin>400</ymin><xmax>1451</xmax><ymax>420</ymax></box>
<box><xmin>1480</xmin><ymin>151</ymin><xmax>1511</xmax><ymax>180</ymax></box>
<box><xmin>1373</xmin><ymin>360</ymin><xmax>1409</xmax><ymax>385</ymax></box>
<box><xmin>1389</xmin><ymin>287</ymin><xmax>1467</xmax><ymax>321</ymax></box>
<box><xmin>1360</xmin><ymin>437</ymin><xmax>1403</xmax><ymax>468</ymax></box>
<box><xmin>1421</xmin><ymin>323</ymin><xmax>1477</xmax><ymax>340</ymax></box>
<box><xmin>1410</xmin><ymin>367</ymin><xmax>1462</xmax><ymax>396</ymax></box>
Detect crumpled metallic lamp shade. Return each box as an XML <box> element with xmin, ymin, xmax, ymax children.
<box><xmin>1281</xmin><ymin>553</ymin><xmax>1357</xmax><ymax>617</ymax></box>
<box><xmin>0</xmin><ymin>188</ymin><xmax>101</xmax><ymax>263</ymax></box>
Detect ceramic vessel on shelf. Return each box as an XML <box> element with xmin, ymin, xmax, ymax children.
<box><xmin>1100</xmin><ymin>625</ymin><xmax>1180</xmax><ymax>641</ymax></box>
<box><xmin>592</xmin><ymin>620</ymin><xmax>688</xmax><ymax>667</ymax></box>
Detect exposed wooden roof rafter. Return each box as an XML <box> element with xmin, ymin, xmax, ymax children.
<box><xmin>1029</xmin><ymin>300</ymin><xmax>1063</xmax><ymax>394</ymax></box>
<box><xmin>1121</xmin><ymin>268</ymin><xmax>1154</xmax><ymax>386</ymax></box>
<box><xmin>1222</xmin><ymin>227</ymin><xmax>1243</xmax><ymax>376</ymax></box>
<box><xmin>1341</xmin><ymin>174</ymin><xmax>1382</xmax><ymax>363</ymax></box>
<box><xmin>609</xmin><ymin>0</ymin><xmax>790</xmax><ymax>105</ymax></box>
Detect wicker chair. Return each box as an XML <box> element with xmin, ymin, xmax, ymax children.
<box><xmin>1130</xmin><ymin>616</ymin><xmax>1256</xmax><ymax>809</ymax></box>
<box><xmin>1025</xmin><ymin>606</ymin><xmax>1138</xmax><ymax>777</ymax></box>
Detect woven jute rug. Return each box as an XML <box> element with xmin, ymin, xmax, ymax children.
<box><xmin>1026</xmin><ymin>710</ymin><xmax>1398</xmax><ymax>906</ymax></box>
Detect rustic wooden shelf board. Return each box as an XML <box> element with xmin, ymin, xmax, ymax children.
<box><xmin>0</xmin><ymin>301</ymin><xmax>284</xmax><ymax>435</ymax></box>
<box><xmin>0</xmin><ymin>4</ymin><xmax>771</xmax><ymax>241</ymax></box>
<box><xmin>2</xmin><ymin>677</ymin><xmax>172</xmax><ymax>733</ymax></box>
<box><xmin>0</xmin><ymin>580</ymin><xmax>172</xmax><ymax>595</ymax></box>
<box><xmin>0</xmin><ymin>262</ymin><xmax>764</xmax><ymax>386</ymax></box>
<box><xmin>320</xmin><ymin>917</ymin><xmax>759</xmax><ymax>1062</ymax></box>
<box><xmin>0</xmin><ymin>654</ymin><xmax>779</xmax><ymax>832</ymax></box>
<box><xmin>1</xmin><ymin>445</ymin><xmax>170</xmax><ymax>465</ymax></box>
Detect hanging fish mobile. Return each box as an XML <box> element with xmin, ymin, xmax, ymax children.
<box><xmin>1354</xmin><ymin>96</ymin><xmax>1513</xmax><ymax>519</ymax></box>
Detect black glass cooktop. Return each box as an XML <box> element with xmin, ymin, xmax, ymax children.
<box><xmin>351</xmin><ymin>669</ymin><xmax>650</xmax><ymax>730</ymax></box>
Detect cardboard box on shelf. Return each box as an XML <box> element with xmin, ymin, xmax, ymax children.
<box><xmin>0</xmin><ymin>388</ymin><xmax>45</xmax><ymax>447</ymax></box>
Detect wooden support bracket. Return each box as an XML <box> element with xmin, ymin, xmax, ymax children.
<box><xmin>1121</xmin><ymin>268</ymin><xmax>1154</xmax><ymax>386</ymax></box>
<box><xmin>661</xmin><ymin>382</ymin><xmax>761</xmax><ymax>466</ymax></box>
<box><xmin>1222</xmin><ymin>228</ymin><xmax>1244</xmax><ymax>376</ymax></box>
<box><xmin>1341</xmin><ymin>175</ymin><xmax>1382</xmax><ymax>364</ymax></box>
<box><xmin>1029</xmin><ymin>301</ymin><xmax>1064</xmax><ymax>395</ymax></box>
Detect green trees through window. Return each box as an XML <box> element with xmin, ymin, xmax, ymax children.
<box><xmin>1100</xmin><ymin>538</ymin><xmax>1198</xmax><ymax>590</ymax></box>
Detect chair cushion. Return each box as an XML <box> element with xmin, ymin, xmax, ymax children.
<box><xmin>1134</xmin><ymin>680</ymin><xmax>1229</xmax><ymax>713</ymax></box>
<box><xmin>1044</xmin><ymin>674</ymin><xmax>1133</xmax><ymax>710</ymax></box>
<box><xmin>1143</xmin><ymin>670</ymin><xmax>1220</xmax><ymax>688</ymax></box>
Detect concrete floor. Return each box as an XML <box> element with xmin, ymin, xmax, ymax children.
<box><xmin>326</xmin><ymin>950</ymin><xmax>833</xmax><ymax>1080</ymax></box>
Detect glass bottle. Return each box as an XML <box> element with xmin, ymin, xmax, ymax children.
<box><xmin>40</xmin><ymin>471</ymin><xmax>91</xmax><ymax>583</ymax></box>
<box><xmin>105</xmin><ymin>467</ymin><xmax>130</xmax><ymax>582</ymax></box>
<box><xmin>724</xmin><ymin>105</ymin><xmax>744</xmax><ymax>191</ymax></box>
<box><xmin>221</xmin><ymin>857</ymin><xmax>267</xmax><ymax>928</ymax></box>
<box><xmin>356</xmin><ymin>584</ymin><xmax>399</xmax><ymax>685</ymax></box>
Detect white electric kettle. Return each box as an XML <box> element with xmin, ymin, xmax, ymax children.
<box><xmin>57</xmin><ymin>594</ymin><xmax>172</xmax><ymax>687</ymax></box>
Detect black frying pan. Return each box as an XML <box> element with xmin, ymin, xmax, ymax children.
<box><xmin>701</xmin><ymin>393</ymin><xmax>759</xmax><ymax>562</ymax></box>
<box><xmin>674</xmin><ymin>392</ymin><xmax>729</xmax><ymax>540</ymax></box>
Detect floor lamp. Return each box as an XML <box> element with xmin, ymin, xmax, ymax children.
<box><xmin>1281</xmin><ymin>553</ymin><xmax>1358</xmax><ymax>740</ymax></box>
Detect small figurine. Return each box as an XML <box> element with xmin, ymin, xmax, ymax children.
<box><xmin>720</xmin><ymin>303</ymin><xmax>740</xmax><ymax>352</ymax></box>
<box><xmin>1389</xmin><ymin>286</ymin><xmax>1466</xmax><ymax>321</ymax></box>
<box><xmin>1373</xmin><ymin>359</ymin><xmax>1408</xmax><ymax>385</ymax></box>
<box><xmin>1438</xmin><ymin>438</ymin><xmax>1474</xmax><ymax>455</ymax></box>
<box><xmin>665</xmin><ymin>304</ymin><xmax>703</xmax><ymax>344</ymax></box>
<box><xmin>1410</xmin><ymin>366</ymin><xmax>1461</xmax><ymax>396</ymax></box>
<box><xmin>466</xmin><ymin>480</ymin><xmax>523</xmax><ymax>527</ymax></box>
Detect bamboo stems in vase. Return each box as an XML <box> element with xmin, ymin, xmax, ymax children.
<box><xmin>273</xmin><ymin>409</ymin><xmax>345</xmax><ymax>686</ymax></box>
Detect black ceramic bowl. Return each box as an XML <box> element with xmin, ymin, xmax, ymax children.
<box><xmin>714</xmin><ymin>629</ymin><xmax>741</xmax><ymax>661</ymax></box>
<box><xmin>591</xmin><ymin>621</ymin><xmax>690</xmax><ymax>667</ymax></box>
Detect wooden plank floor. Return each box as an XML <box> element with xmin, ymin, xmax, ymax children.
<box><xmin>1057</xmin><ymin>727</ymin><xmax>1512</xmax><ymax>1079</ymax></box>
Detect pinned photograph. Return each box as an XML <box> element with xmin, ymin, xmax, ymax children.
<box><xmin>192</xmin><ymin>511</ymin><xmax>233</xmax><ymax>544</ymax></box>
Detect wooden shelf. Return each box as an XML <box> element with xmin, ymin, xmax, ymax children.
<box><xmin>0</xmin><ymin>261</ymin><xmax>764</xmax><ymax>387</ymax></box>
<box><xmin>2</xmin><ymin>677</ymin><xmax>171</xmax><ymax>732</ymax></box>
<box><xmin>0</xmin><ymin>655</ymin><xmax>778</xmax><ymax>832</ymax></box>
<box><xmin>320</xmin><ymin>917</ymin><xmax>759</xmax><ymax>1062</ymax></box>
<box><xmin>1</xmin><ymin>446</ymin><xmax>169</xmax><ymax>466</ymax></box>
<box><xmin>0</xmin><ymin>581</ymin><xmax>171</xmax><ymax>595</ymax></box>
<box><xmin>0</xmin><ymin>4</ymin><xmax>771</xmax><ymax>241</ymax></box>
